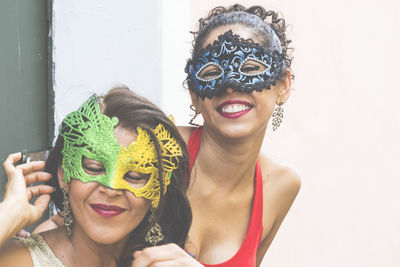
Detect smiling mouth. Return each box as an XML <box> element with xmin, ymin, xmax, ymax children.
<box><xmin>217</xmin><ymin>100</ymin><xmax>253</xmax><ymax>118</ymax></box>
<box><xmin>90</xmin><ymin>204</ymin><xmax>126</xmax><ymax>218</ymax></box>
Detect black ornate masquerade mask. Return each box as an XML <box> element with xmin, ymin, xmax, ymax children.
<box><xmin>185</xmin><ymin>30</ymin><xmax>285</xmax><ymax>99</ymax></box>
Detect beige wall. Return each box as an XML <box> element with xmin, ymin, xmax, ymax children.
<box><xmin>170</xmin><ymin>0</ymin><xmax>400</xmax><ymax>266</ymax></box>
<box><xmin>51</xmin><ymin>0</ymin><xmax>400</xmax><ymax>265</ymax></box>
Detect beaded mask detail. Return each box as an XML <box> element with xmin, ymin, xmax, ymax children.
<box><xmin>60</xmin><ymin>95</ymin><xmax>183</xmax><ymax>208</ymax></box>
<box><xmin>185</xmin><ymin>30</ymin><xmax>285</xmax><ymax>99</ymax></box>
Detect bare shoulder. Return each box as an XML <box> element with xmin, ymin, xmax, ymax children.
<box><xmin>257</xmin><ymin>153</ymin><xmax>301</xmax><ymax>220</ymax></box>
<box><xmin>33</xmin><ymin>214</ymin><xmax>64</xmax><ymax>234</ymax></box>
<box><xmin>0</xmin><ymin>238</ymin><xmax>33</xmax><ymax>267</ymax></box>
<box><xmin>255</xmin><ymin>154</ymin><xmax>301</xmax><ymax>265</ymax></box>
<box><xmin>258</xmin><ymin>153</ymin><xmax>301</xmax><ymax>198</ymax></box>
<box><xmin>177</xmin><ymin>126</ymin><xmax>197</xmax><ymax>144</ymax></box>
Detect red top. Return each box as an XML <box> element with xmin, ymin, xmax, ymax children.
<box><xmin>187</xmin><ymin>127</ymin><xmax>264</xmax><ymax>267</ymax></box>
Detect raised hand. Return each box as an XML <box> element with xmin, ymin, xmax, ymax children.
<box><xmin>0</xmin><ymin>152</ymin><xmax>54</xmax><ymax>245</ymax></box>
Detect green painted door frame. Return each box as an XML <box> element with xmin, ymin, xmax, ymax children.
<box><xmin>0</xmin><ymin>0</ymin><xmax>53</xmax><ymax>230</ymax></box>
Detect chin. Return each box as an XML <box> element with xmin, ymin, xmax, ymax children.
<box><xmin>85</xmin><ymin>228</ymin><xmax>131</xmax><ymax>245</ymax></box>
<box><xmin>217</xmin><ymin>124</ymin><xmax>257</xmax><ymax>140</ymax></box>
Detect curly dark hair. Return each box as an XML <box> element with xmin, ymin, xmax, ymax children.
<box><xmin>189</xmin><ymin>4</ymin><xmax>294</xmax><ymax>81</ymax></box>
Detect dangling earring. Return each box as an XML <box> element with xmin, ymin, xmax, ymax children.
<box><xmin>145</xmin><ymin>210</ymin><xmax>164</xmax><ymax>246</ymax></box>
<box><xmin>60</xmin><ymin>187</ymin><xmax>73</xmax><ymax>237</ymax></box>
<box><xmin>189</xmin><ymin>104</ymin><xmax>201</xmax><ymax>127</ymax></box>
<box><xmin>272</xmin><ymin>101</ymin><xmax>284</xmax><ymax>131</ymax></box>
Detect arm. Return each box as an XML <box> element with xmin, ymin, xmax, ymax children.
<box><xmin>256</xmin><ymin>157</ymin><xmax>301</xmax><ymax>266</ymax></box>
<box><xmin>0</xmin><ymin>153</ymin><xmax>54</xmax><ymax>246</ymax></box>
<box><xmin>0</xmin><ymin>238</ymin><xmax>34</xmax><ymax>267</ymax></box>
<box><xmin>0</xmin><ymin>200</ymin><xmax>27</xmax><ymax>245</ymax></box>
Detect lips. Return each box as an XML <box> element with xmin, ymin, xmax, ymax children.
<box><xmin>90</xmin><ymin>203</ymin><xmax>126</xmax><ymax>218</ymax></box>
<box><xmin>217</xmin><ymin>100</ymin><xmax>253</xmax><ymax>118</ymax></box>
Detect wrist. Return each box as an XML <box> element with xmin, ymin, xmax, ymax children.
<box><xmin>1</xmin><ymin>198</ymin><xmax>29</xmax><ymax>230</ymax></box>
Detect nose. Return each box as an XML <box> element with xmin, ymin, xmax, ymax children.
<box><xmin>225</xmin><ymin>88</ymin><xmax>234</xmax><ymax>94</ymax></box>
<box><xmin>98</xmin><ymin>184</ymin><xmax>123</xmax><ymax>197</ymax></box>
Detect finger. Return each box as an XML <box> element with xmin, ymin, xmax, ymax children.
<box><xmin>132</xmin><ymin>244</ymin><xmax>186</xmax><ymax>266</ymax></box>
<box><xmin>132</xmin><ymin>252</ymin><xmax>201</xmax><ymax>267</ymax></box>
<box><xmin>132</xmin><ymin>252</ymin><xmax>162</xmax><ymax>267</ymax></box>
<box><xmin>25</xmin><ymin>195</ymin><xmax>51</xmax><ymax>227</ymax></box>
<box><xmin>33</xmin><ymin>194</ymin><xmax>51</xmax><ymax>212</ymax></box>
<box><xmin>25</xmin><ymin>171</ymin><xmax>52</xmax><ymax>185</ymax></box>
<box><xmin>17</xmin><ymin>161</ymin><xmax>46</xmax><ymax>175</ymax></box>
<box><xmin>3</xmin><ymin>152</ymin><xmax>22</xmax><ymax>176</ymax></box>
<box><xmin>15</xmin><ymin>229</ymin><xmax>31</xmax><ymax>238</ymax></box>
<box><xmin>26</xmin><ymin>185</ymin><xmax>55</xmax><ymax>201</ymax></box>
<box><xmin>145</xmin><ymin>260</ymin><xmax>195</xmax><ymax>267</ymax></box>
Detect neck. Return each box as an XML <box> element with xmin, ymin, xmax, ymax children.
<box><xmin>192</xmin><ymin>124</ymin><xmax>266</xmax><ymax>190</ymax></box>
<box><xmin>57</xmin><ymin>225</ymin><xmax>128</xmax><ymax>267</ymax></box>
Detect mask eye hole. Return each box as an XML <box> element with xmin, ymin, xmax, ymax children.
<box><xmin>82</xmin><ymin>156</ymin><xmax>106</xmax><ymax>176</ymax></box>
<box><xmin>196</xmin><ymin>62</ymin><xmax>223</xmax><ymax>82</ymax></box>
<box><xmin>239</xmin><ymin>59</ymin><xmax>270</xmax><ymax>76</ymax></box>
<box><xmin>124</xmin><ymin>171</ymin><xmax>151</xmax><ymax>189</ymax></box>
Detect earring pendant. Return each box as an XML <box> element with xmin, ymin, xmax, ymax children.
<box><xmin>272</xmin><ymin>101</ymin><xmax>284</xmax><ymax>131</ymax></box>
<box><xmin>145</xmin><ymin>211</ymin><xmax>164</xmax><ymax>246</ymax></box>
<box><xmin>61</xmin><ymin>187</ymin><xmax>73</xmax><ymax>237</ymax></box>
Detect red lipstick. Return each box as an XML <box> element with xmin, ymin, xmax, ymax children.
<box><xmin>90</xmin><ymin>204</ymin><xmax>126</xmax><ymax>218</ymax></box>
<box><xmin>217</xmin><ymin>100</ymin><xmax>253</xmax><ymax>119</ymax></box>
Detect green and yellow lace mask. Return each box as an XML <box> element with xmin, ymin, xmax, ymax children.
<box><xmin>60</xmin><ymin>95</ymin><xmax>182</xmax><ymax>208</ymax></box>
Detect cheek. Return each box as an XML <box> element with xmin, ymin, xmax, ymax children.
<box><xmin>68</xmin><ymin>180</ymin><xmax>98</xmax><ymax>201</ymax></box>
<box><xmin>266</xmin><ymin>96</ymin><xmax>278</xmax><ymax>111</ymax></box>
<box><xmin>67</xmin><ymin>181</ymin><xmax>98</xmax><ymax>210</ymax></box>
<box><xmin>125</xmin><ymin>191</ymin><xmax>151</xmax><ymax>216</ymax></box>
<box><xmin>198</xmin><ymin>98</ymin><xmax>214</xmax><ymax>114</ymax></box>
<box><xmin>253</xmin><ymin>90</ymin><xmax>277</xmax><ymax>109</ymax></box>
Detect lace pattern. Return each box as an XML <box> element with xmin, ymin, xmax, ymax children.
<box><xmin>112</xmin><ymin>124</ymin><xmax>183</xmax><ymax>208</ymax></box>
<box><xmin>185</xmin><ymin>30</ymin><xmax>284</xmax><ymax>99</ymax></box>
<box><xmin>60</xmin><ymin>95</ymin><xmax>120</xmax><ymax>187</ymax></box>
<box><xmin>60</xmin><ymin>95</ymin><xmax>183</xmax><ymax>208</ymax></box>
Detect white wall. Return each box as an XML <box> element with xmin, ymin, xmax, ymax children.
<box><xmin>159</xmin><ymin>0</ymin><xmax>193</xmax><ymax>125</ymax></box>
<box><xmin>52</xmin><ymin>0</ymin><xmax>400</xmax><ymax>266</ymax></box>
<box><xmin>52</xmin><ymin>0</ymin><xmax>161</xmax><ymax>136</ymax></box>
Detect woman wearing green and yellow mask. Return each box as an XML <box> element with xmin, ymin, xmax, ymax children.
<box><xmin>0</xmin><ymin>87</ymin><xmax>197</xmax><ymax>267</ymax></box>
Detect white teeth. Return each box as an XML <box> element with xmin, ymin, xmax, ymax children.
<box><xmin>221</xmin><ymin>104</ymin><xmax>251</xmax><ymax>113</ymax></box>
